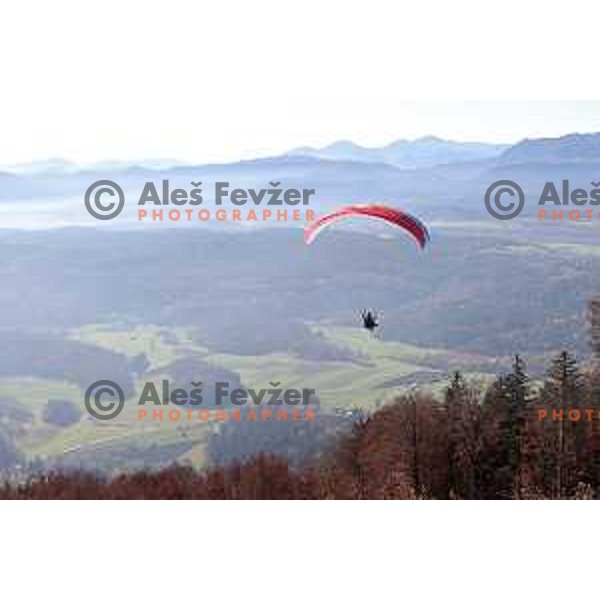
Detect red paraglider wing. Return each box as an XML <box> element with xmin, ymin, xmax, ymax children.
<box><xmin>304</xmin><ymin>204</ymin><xmax>430</xmax><ymax>248</ymax></box>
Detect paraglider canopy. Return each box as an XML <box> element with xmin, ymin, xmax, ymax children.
<box><xmin>304</xmin><ymin>204</ymin><xmax>430</xmax><ymax>249</ymax></box>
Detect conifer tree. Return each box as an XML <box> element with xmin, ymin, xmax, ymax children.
<box><xmin>542</xmin><ymin>351</ymin><xmax>585</xmax><ymax>496</ymax></box>
<box><xmin>505</xmin><ymin>354</ymin><xmax>531</xmax><ymax>493</ymax></box>
<box><xmin>477</xmin><ymin>356</ymin><xmax>532</xmax><ymax>498</ymax></box>
<box><xmin>444</xmin><ymin>372</ymin><xmax>480</xmax><ymax>499</ymax></box>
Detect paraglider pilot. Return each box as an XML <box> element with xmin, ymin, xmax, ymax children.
<box><xmin>361</xmin><ymin>309</ymin><xmax>379</xmax><ymax>333</ymax></box>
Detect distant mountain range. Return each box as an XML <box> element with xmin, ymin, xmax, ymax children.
<box><xmin>1</xmin><ymin>132</ymin><xmax>600</xmax><ymax>228</ymax></box>
<box><xmin>0</xmin><ymin>157</ymin><xmax>184</xmax><ymax>175</ymax></box>
<box><xmin>288</xmin><ymin>136</ymin><xmax>509</xmax><ymax>168</ymax></box>
<box><xmin>290</xmin><ymin>132</ymin><xmax>600</xmax><ymax>168</ymax></box>
<box><xmin>3</xmin><ymin>132</ymin><xmax>600</xmax><ymax>176</ymax></box>
<box><xmin>498</xmin><ymin>132</ymin><xmax>600</xmax><ymax>164</ymax></box>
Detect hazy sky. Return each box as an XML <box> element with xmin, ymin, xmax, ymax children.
<box><xmin>5</xmin><ymin>100</ymin><xmax>599</xmax><ymax>167</ymax></box>
<box><xmin>3</xmin><ymin>2</ymin><xmax>600</xmax><ymax>165</ymax></box>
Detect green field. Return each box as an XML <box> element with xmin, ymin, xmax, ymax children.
<box><xmin>0</xmin><ymin>323</ymin><xmax>498</xmax><ymax>471</ymax></box>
